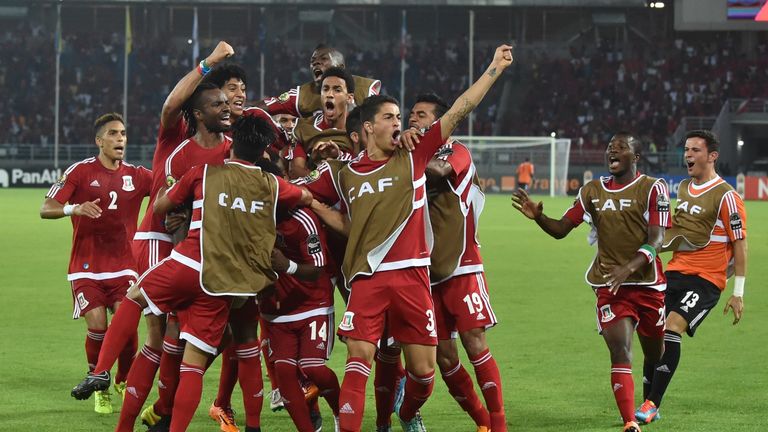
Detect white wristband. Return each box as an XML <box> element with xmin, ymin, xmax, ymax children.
<box><xmin>733</xmin><ymin>276</ymin><xmax>745</xmax><ymax>297</ymax></box>
<box><xmin>286</xmin><ymin>260</ymin><xmax>298</xmax><ymax>275</ymax></box>
<box><xmin>63</xmin><ymin>204</ymin><xmax>78</xmax><ymax>216</ymax></box>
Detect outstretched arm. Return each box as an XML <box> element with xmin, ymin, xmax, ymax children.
<box><xmin>441</xmin><ymin>44</ymin><xmax>513</xmax><ymax>141</ymax></box>
<box><xmin>310</xmin><ymin>200</ymin><xmax>350</xmax><ymax>237</ymax></box>
<box><xmin>40</xmin><ymin>197</ymin><xmax>102</xmax><ymax>219</ymax></box>
<box><xmin>511</xmin><ymin>189</ymin><xmax>575</xmax><ymax>239</ymax></box>
<box><xmin>160</xmin><ymin>41</ymin><xmax>234</xmax><ymax>128</ymax></box>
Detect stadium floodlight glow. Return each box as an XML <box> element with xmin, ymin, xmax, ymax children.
<box><xmin>648</xmin><ymin>1</ymin><xmax>665</xmax><ymax>8</ymax></box>
<box><xmin>737</xmin><ymin>139</ymin><xmax>744</xmax><ymax>148</ymax></box>
<box><xmin>550</xmin><ymin>132</ymin><xmax>557</xmax><ymax>138</ymax></box>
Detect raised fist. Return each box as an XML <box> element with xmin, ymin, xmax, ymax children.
<box><xmin>207</xmin><ymin>41</ymin><xmax>235</xmax><ymax>66</ymax></box>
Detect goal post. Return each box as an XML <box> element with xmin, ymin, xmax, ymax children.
<box><xmin>453</xmin><ymin>135</ymin><xmax>572</xmax><ymax>197</ymax></box>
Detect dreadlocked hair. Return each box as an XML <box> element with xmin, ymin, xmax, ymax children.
<box><xmin>182</xmin><ymin>82</ymin><xmax>220</xmax><ymax>138</ymax></box>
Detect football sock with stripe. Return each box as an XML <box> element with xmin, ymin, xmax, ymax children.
<box><xmin>275</xmin><ymin>360</ymin><xmax>315</xmax><ymax>432</ymax></box>
<box><xmin>115</xmin><ymin>345</ymin><xmax>162</xmax><ymax>432</ymax></box>
<box><xmin>399</xmin><ymin>370</ymin><xmax>435</xmax><ymax>422</ymax></box>
<box><xmin>648</xmin><ymin>330</ymin><xmax>682</xmax><ymax>408</ymax></box>
<box><xmin>611</xmin><ymin>363</ymin><xmax>636</xmax><ymax>423</ymax></box>
<box><xmin>169</xmin><ymin>362</ymin><xmax>205</xmax><ymax>432</ymax></box>
<box><xmin>339</xmin><ymin>357</ymin><xmax>371</xmax><ymax>432</ymax></box>
<box><xmin>471</xmin><ymin>349</ymin><xmax>507</xmax><ymax>432</ymax></box>
<box><xmin>441</xmin><ymin>361</ymin><xmax>491</xmax><ymax>428</ymax></box>
<box><xmin>235</xmin><ymin>342</ymin><xmax>264</xmax><ymax>428</ymax></box>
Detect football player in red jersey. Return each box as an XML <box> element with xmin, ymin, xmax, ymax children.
<box><xmin>305</xmin><ymin>44</ymin><xmax>513</xmax><ymax>432</ymax></box>
<box><xmin>512</xmin><ymin>132</ymin><xmax>670</xmax><ymax>432</ymax></box>
<box><xmin>407</xmin><ymin>92</ymin><xmax>503</xmax><ymax>432</ymax></box>
<box><xmin>71</xmin><ymin>115</ymin><xmax>313</xmax><ymax>432</ymax></box>
<box><xmin>41</xmin><ymin>113</ymin><xmax>151</xmax><ymax>414</ymax></box>
<box><xmin>130</xmin><ymin>41</ymin><xmax>234</xmax><ymax>431</ymax></box>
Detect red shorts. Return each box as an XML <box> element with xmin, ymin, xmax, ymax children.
<box><xmin>70</xmin><ymin>275</ymin><xmax>135</xmax><ymax>319</ymax></box>
<box><xmin>433</xmin><ymin>272</ymin><xmax>497</xmax><ymax>340</ymax></box>
<box><xmin>340</xmin><ymin>267</ymin><xmax>437</xmax><ymax>346</ymax></box>
<box><xmin>263</xmin><ymin>313</ymin><xmax>335</xmax><ymax>362</ymax></box>
<box><xmin>595</xmin><ymin>287</ymin><xmax>665</xmax><ymax>338</ymax></box>
<box><xmin>138</xmin><ymin>256</ymin><xmax>231</xmax><ymax>355</ymax></box>
<box><xmin>132</xmin><ymin>238</ymin><xmax>174</xmax><ymax>275</ymax></box>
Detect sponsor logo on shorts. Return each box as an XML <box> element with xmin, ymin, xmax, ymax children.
<box><xmin>316</xmin><ymin>341</ymin><xmax>326</xmax><ymax>351</ymax></box>
<box><xmin>730</xmin><ymin>212</ymin><xmax>742</xmax><ymax>231</ymax></box>
<box><xmin>307</xmin><ymin>233</ymin><xmax>322</xmax><ymax>255</ymax></box>
<box><xmin>600</xmin><ymin>304</ymin><xmax>615</xmax><ymax>323</ymax></box>
<box><xmin>121</xmin><ymin>175</ymin><xmax>135</xmax><ymax>192</ymax></box>
<box><xmin>680</xmin><ymin>305</ymin><xmax>689</xmax><ymax>313</ymax></box>
<box><xmin>339</xmin><ymin>311</ymin><xmax>355</xmax><ymax>331</ymax></box>
<box><xmin>477</xmin><ymin>312</ymin><xmax>486</xmax><ymax>320</ymax></box>
<box><xmin>77</xmin><ymin>292</ymin><xmax>89</xmax><ymax>310</ymax></box>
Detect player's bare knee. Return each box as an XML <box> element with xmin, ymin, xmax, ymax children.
<box><xmin>144</xmin><ymin>315</ymin><xmax>166</xmax><ymax>350</ymax></box>
<box><xmin>346</xmin><ymin>339</ymin><xmax>376</xmax><ymax>364</ymax></box>
<box><xmin>164</xmin><ymin>318</ymin><xmax>180</xmax><ymax>339</ymax></box>
<box><xmin>459</xmin><ymin>328</ymin><xmax>488</xmax><ymax>357</ymax></box>
<box><xmin>436</xmin><ymin>340</ymin><xmax>460</xmax><ymax>371</ymax></box>
<box><xmin>84</xmin><ymin>307</ymin><xmax>108</xmax><ymax>330</ymax></box>
<box><xmin>607</xmin><ymin>343</ymin><xmax>632</xmax><ymax>364</ymax></box>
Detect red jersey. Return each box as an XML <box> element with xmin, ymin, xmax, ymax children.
<box><xmin>164</xmin><ymin>160</ymin><xmax>305</xmax><ymax>267</ymax></box>
<box><xmin>47</xmin><ymin>157</ymin><xmax>152</xmax><ymax>280</ymax></box>
<box><xmin>432</xmin><ymin>140</ymin><xmax>485</xmax><ymax>278</ymax></box>
<box><xmin>135</xmin><ymin>118</ymin><xmax>188</xmax><ymax>243</ymax></box>
<box><xmin>259</xmin><ymin>208</ymin><xmax>334</xmax><ymax>322</ymax></box>
<box><xmin>563</xmin><ymin>173</ymin><xmax>671</xmax><ymax>290</ymax></box>
<box><xmin>304</xmin><ymin>120</ymin><xmax>446</xmax><ymax>274</ymax></box>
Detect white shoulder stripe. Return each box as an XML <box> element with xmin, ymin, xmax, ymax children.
<box><xmin>165</xmin><ymin>139</ymin><xmax>191</xmax><ymax>177</ymax></box>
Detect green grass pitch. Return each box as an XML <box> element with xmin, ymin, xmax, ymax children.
<box><xmin>0</xmin><ymin>190</ymin><xmax>765</xmax><ymax>431</ymax></box>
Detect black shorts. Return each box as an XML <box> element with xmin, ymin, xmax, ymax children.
<box><xmin>664</xmin><ymin>271</ymin><xmax>722</xmax><ymax>337</ymax></box>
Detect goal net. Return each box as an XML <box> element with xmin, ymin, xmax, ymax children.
<box><xmin>453</xmin><ymin>136</ymin><xmax>572</xmax><ymax>196</ymax></box>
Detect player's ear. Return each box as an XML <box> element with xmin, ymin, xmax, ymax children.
<box><xmin>709</xmin><ymin>150</ymin><xmax>719</xmax><ymax>163</ymax></box>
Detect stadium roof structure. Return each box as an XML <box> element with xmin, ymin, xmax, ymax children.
<box><xmin>22</xmin><ymin>0</ymin><xmax>649</xmax><ymax>6</ymax></box>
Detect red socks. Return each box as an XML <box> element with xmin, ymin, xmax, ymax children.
<box><xmin>169</xmin><ymin>362</ymin><xmax>205</xmax><ymax>432</ymax></box>
<box><xmin>114</xmin><ymin>345</ymin><xmax>162</xmax><ymax>432</ymax></box>
<box><xmin>215</xmin><ymin>344</ymin><xmax>239</xmax><ymax>409</ymax></box>
<box><xmin>399</xmin><ymin>370</ymin><xmax>434</xmax><ymax>422</ymax></box>
<box><xmin>300</xmin><ymin>358</ymin><xmax>341</xmax><ymax>416</ymax></box>
<box><xmin>374</xmin><ymin>349</ymin><xmax>404</xmax><ymax>427</ymax></box>
<box><xmin>339</xmin><ymin>357</ymin><xmax>371</xmax><ymax>432</ymax></box>
<box><xmin>275</xmin><ymin>360</ymin><xmax>315</xmax><ymax>432</ymax></box>
<box><xmin>115</xmin><ymin>329</ymin><xmax>138</xmax><ymax>384</ymax></box>
<box><xmin>93</xmin><ymin>298</ymin><xmax>142</xmax><ymax>374</ymax></box>
<box><xmin>153</xmin><ymin>336</ymin><xmax>185</xmax><ymax>416</ymax></box>
<box><xmin>441</xmin><ymin>361</ymin><xmax>491</xmax><ymax>427</ymax></box>
<box><xmin>611</xmin><ymin>364</ymin><xmax>636</xmax><ymax>423</ymax></box>
<box><xmin>236</xmin><ymin>342</ymin><xmax>263</xmax><ymax>428</ymax></box>
<box><xmin>85</xmin><ymin>328</ymin><xmax>105</xmax><ymax>372</ymax></box>
<box><xmin>470</xmin><ymin>349</ymin><xmax>506</xmax><ymax>432</ymax></box>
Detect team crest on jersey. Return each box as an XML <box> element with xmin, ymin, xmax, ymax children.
<box><xmin>55</xmin><ymin>174</ymin><xmax>67</xmax><ymax>188</ymax></box>
<box><xmin>77</xmin><ymin>292</ymin><xmax>89</xmax><ymax>310</ymax></box>
<box><xmin>278</xmin><ymin>92</ymin><xmax>291</xmax><ymax>102</ymax></box>
<box><xmin>339</xmin><ymin>311</ymin><xmax>355</xmax><ymax>331</ymax></box>
<box><xmin>121</xmin><ymin>175</ymin><xmax>135</xmax><ymax>192</ymax></box>
<box><xmin>656</xmin><ymin>192</ymin><xmax>670</xmax><ymax>212</ymax></box>
<box><xmin>166</xmin><ymin>175</ymin><xmax>176</xmax><ymax>187</ymax></box>
<box><xmin>303</xmin><ymin>170</ymin><xmax>321</xmax><ymax>184</ymax></box>
<box><xmin>600</xmin><ymin>304</ymin><xmax>615</xmax><ymax>323</ymax></box>
<box><xmin>729</xmin><ymin>212</ymin><xmax>742</xmax><ymax>231</ymax></box>
<box><xmin>307</xmin><ymin>233</ymin><xmax>322</xmax><ymax>255</ymax></box>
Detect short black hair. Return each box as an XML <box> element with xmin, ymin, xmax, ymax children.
<box><xmin>345</xmin><ymin>106</ymin><xmax>362</xmax><ymax>139</ymax></box>
<box><xmin>320</xmin><ymin>67</ymin><xmax>355</xmax><ymax>94</ymax></box>
<box><xmin>94</xmin><ymin>112</ymin><xmax>124</xmax><ymax>136</ymax></box>
<box><xmin>203</xmin><ymin>63</ymin><xmax>248</xmax><ymax>89</ymax></box>
<box><xmin>686</xmin><ymin>130</ymin><xmax>719</xmax><ymax>153</ymax></box>
<box><xmin>414</xmin><ymin>93</ymin><xmax>449</xmax><ymax>119</ymax></box>
<box><xmin>231</xmin><ymin>115</ymin><xmax>277</xmax><ymax>163</ymax></box>
<box><xmin>613</xmin><ymin>131</ymin><xmax>641</xmax><ymax>153</ymax></box>
<box><xmin>182</xmin><ymin>82</ymin><xmax>221</xmax><ymax>137</ymax></box>
<box><xmin>359</xmin><ymin>95</ymin><xmax>400</xmax><ymax>124</ymax></box>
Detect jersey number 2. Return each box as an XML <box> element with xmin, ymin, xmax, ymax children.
<box><xmin>108</xmin><ymin>191</ymin><xmax>118</xmax><ymax>209</ymax></box>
